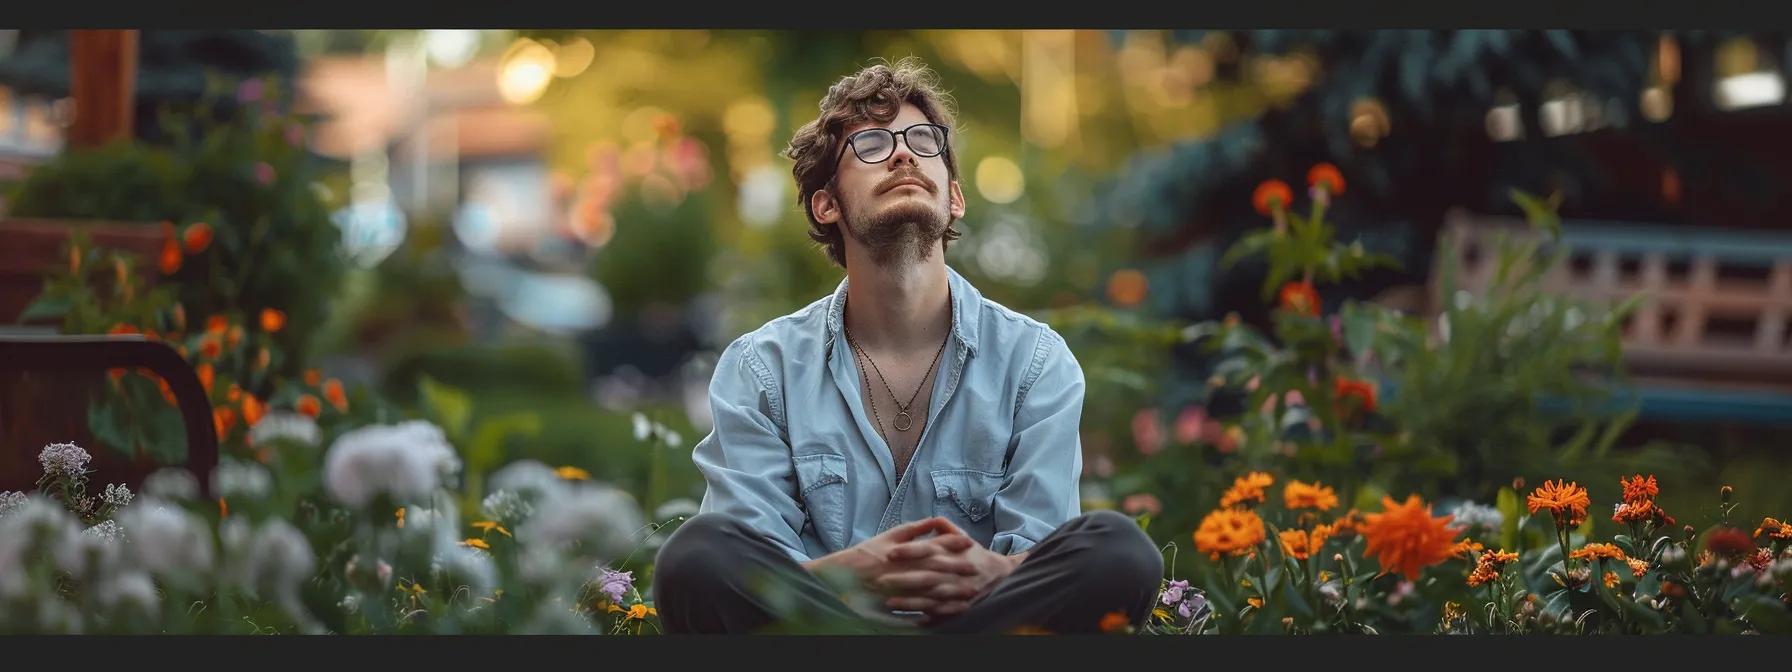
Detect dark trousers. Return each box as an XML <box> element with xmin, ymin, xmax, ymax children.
<box><xmin>651</xmin><ymin>510</ymin><xmax>1164</xmax><ymax>634</ymax></box>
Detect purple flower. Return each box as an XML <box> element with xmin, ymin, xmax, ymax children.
<box><xmin>39</xmin><ymin>442</ymin><xmax>92</xmax><ymax>479</ymax></box>
<box><xmin>1183</xmin><ymin>590</ymin><xmax>1209</xmax><ymax>620</ymax></box>
<box><xmin>236</xmin><ymin>79</ymin><xmax>264</xmax><ymax>105</ymax></box>
<box><xmin>597</xmin><ymin>567</ymin><xmax>633</xmax><ymax>604</ymax></box>
<box><xmin>1160</xmin><ymin>579</ymin><xmax>1188</xmax><ymax>606</ymax></box>
<box><xmin>1177</xmin><ymin>601</ymin><xmax>1193</xmax><ymax>619</ymax></box>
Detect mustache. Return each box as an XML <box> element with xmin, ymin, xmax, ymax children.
<box><xmin>876</xmin><ymin>169</ymin><xmax>938</xmax><ymax>195</ymax></box>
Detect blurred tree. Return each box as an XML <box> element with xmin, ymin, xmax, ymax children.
<box><xmin>0</xmin><ymin>29</ymin><xmax>299</xmax><ymax>143</ymax></box>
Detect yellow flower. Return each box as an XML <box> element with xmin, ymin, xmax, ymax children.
<box><xmin>395</xmin><ymin>507</ymin><xmax>406</xmax><ymax>529</ymax></box>
<box><xmin>556</xmin><ymin>466</ymin><xmax>591</xmax><ymax>481</ymax></box>
<box><xmin>1283</xmin><ymin>480</ymin><xmax>1340</xmax><ymax>511</ymax></box>
<box><xmin>1152</xmin><ymin>608</ymin><xmax>1171</xmax><ymax>621</ymax></box>
<box><xmin>627</xmin><ymin>603</ymin><xmax>655</xmax><ymax>620</ymax></box>
<box><xmin>1627</xmin><ymin>558</ymin><xmax>1649</xmax><ymax>578</ymax></box>
<box><xmin>1219</xmin><ymin>471</ymin><xmax>1275</xmax><ymax>508</ymax></box>
<box><xmin>472</xmin><ymin>521</ymin><xmax>513</xmax><ymax>537</ymax></box>
<box><xmin>1246</xmin><ymin>597</ymin><xmax>1263</xmax><ymax>609</ymax></box>
<box><xmin>460</xmin><ymin>538</ymin><xmax>491</xmax><ymax>550</ymax></box>
<box><xmin>1317</xmin><ymin>570</ymin><xmax>1332</xmax><ymax>583</ymax></box>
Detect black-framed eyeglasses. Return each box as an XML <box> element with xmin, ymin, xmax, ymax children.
<box><xmin>836</xmin><ymin>123</ymin><xmax>950</xmax><ymax>165</ymax></box>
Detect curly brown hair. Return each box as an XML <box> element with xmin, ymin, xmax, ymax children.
<box><xmin>785</xmin><ymin>57</ymin><xmax>963</xmax><ymax>268</ymax></box>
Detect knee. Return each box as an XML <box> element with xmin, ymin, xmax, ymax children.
<box><xmin>654</xmin><ymin>513</ymin><xmax>748</xmax><ymax>593</ymax></box>
<box><xmin>1071</xmin><ymin>510</ymin><xmax>1164</xmax><ymax>591</ymax></box>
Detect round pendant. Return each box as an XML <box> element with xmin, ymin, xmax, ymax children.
<box><xmin>893</xmin><ymin>411</ymin><xmax>913</xmax><ymax>431</ymax></box>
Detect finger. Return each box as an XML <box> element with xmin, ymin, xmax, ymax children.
<box><xmin>928</xmin><ymin>516</ymin><xmax>969</xmax><ymax>537</ymax></box>
<box><xmin>885</xmin><ymin>540</ymin><xmax>944</xmax><ymax>562</ymax></box>
<box><xmin>925</xmin><ymin>600</ymin><xmax>972</xmax><ymax>619</ymax></box>
<box><xmin>932</xmin><ymin>534</ymin><xmax>976</xmax><ymax>553</ymax></box>
<box><xmin>900</xmin><ymin>554</ymin><xmax>976</xmax><ymax>576</ymax></box>
<box><xmin>873</xmin><ymin>570</ymin><xmax>963</xmax><ymax>595</ymax></box>
<box><xmin>886</xmin><ymin>517</ymin><xmax>955</xmax><ymax>542</ymax></box>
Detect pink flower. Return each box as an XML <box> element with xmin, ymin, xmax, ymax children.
<box><xmin>1132</xmin><ymin>408</ymin><xmax>1164</xmax><ymax>456</ymax></box>
<box><xmin>1174</xmin><ymin>406</ymin><xmax>1206</xmax><ymax>444</ymax></box>
<box><xmin>236</xmin><ymin>79</ymin><xmax>264</xmax><ymax>105</ymax></box>
<box><xmin>255</xmin><ymin>162</ymin><xmax>276</xmax><ymax>186</ymax></box>
<box><xmin>285</xmin><ymin>122</ymin><xmax>305</xmax><ymax>148</ymax></box>
<box><xmin>1122</xmin><ymin>493</ymin><xmax>1162</xmax><ymax>517</ymax></box>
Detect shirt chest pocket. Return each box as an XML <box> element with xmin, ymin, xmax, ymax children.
<box><xmin>794</xmin><ymin>453</ymin><xmax>851</xmax><ymax>552</ymax></box>
<box><xmin>930</xmin><ymin>469</ymin><xmax>1003</xmax><ymax>528</ymax></box>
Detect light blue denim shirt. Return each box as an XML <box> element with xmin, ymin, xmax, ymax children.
<box><xmin>692</xmin><ymin>265</ymin><xmax>1085</xmax><ymax>562</ymax></box>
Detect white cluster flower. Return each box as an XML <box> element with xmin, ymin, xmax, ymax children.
<box><xmin>1448</xmin><ymin>501</ymin><xmax>1504</xmax><ymax>536</ymax></box>
<box><xmin>0</xmin><ymin>496</ymin><xmax>80</xmax><ymax>600</ymax></box>
<box><xmin>249</xmin><ymin>411</ymin><xmax>322</xmax><ymax>447</ymax></box>
<box><xmin>631</xmin><ymin>412</ymin><xmax>683</xmax><ymax>448</ymax></box>
<box><xmin>323</xmin><ymin>420</ymin><xmax>461</xmax><ymax>508</ymax></box>
<box><xmin>38</xmin><ymin>442</ymin><xmax>92</xmax><ymax>479</ymax></box>
<box><xmin>0</xmin><ymin>491</ymin><xmax>27</xmax><ymax>519</ymax></box>
<box><xmin>100</xmin><ymin>483</ymin><xmax>134</xmax><ymax>509</ymax></box>
<box><xmin>82</xmin><ymin>519</ymin><xmax>125</xmax><ymax>542</ymax></box>
<box><xmin>116</xmin><ymin>498</ymin><xmax>215</xmax><ymax>576</ymax></box>
<box><xmin>212</xmin><ymin>459</ymin><xmax>273</xmax><ymax>501</ymax></box>
<box><xmin>489</xmin><ymin>460</ymin><xmax>571</xmax><ymax>504</ymax></box>
<box><xmin>141</xmin><ymin>469</ymin><xmax>200</xmax><ymax>501</ymax></box>
<box><xmin>517</xmin><ymin>484</ymin><xmax>644</xmax><ymax>560</ymax></box>
<box><xmin>57</xmin><ymin>521</ymin><xmax>125</xmax><ymax>576</ymax></box>
<box><xmin>480</xmin><ymin>489</ymin><xmax>534</xmax><ymax>524</ymax></box>
<box><xmin>95</xmin><ymin>571</ymin><xmax>160</xmax><ymax>614</ymax></box>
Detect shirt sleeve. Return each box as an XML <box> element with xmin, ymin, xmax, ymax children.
<box><xmin>692</xmin><ymin>335</ymin><xmax>811</xmax><ymax>562</ymax></box>
<box><xmin>989</xmin><ymin>328</ymin><xmax>1085</xmax><ymax>555</ymax></box>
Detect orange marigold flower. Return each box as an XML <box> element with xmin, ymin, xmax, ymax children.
<box><xmin>1278</xmin><ymin>281</ymin><xmax>1321</xmax><ymax>317</ymax></box>
<box><xmin>627</xmin><ymin>603</ymin><xmax>654</xmax><ymax>620</ymax></box>
<box><xmin>1627</xmin><ymin>558</ymin><xmax>1649</xmax><ymax>578</ymax></box>
<box><xmin>1307</xmin><ymin>163</ymin><xmax>1346</xmax><ymax>195</ymax></box>
<box><xmin>1283</xmin><ymin>479</ymin><xmax>1339</xmax><ymax>511</ymax></box>
<box><xmin>206</xmin><ymin>315</ymin><xmax>229</xmax><ymax>335</ymax></box>
<box><xmin>1706</xmin><ymin>528</ymin><xmax>1755</xmax><ymax>558</ymax></box>
<box><xmin>556</xmin><ymin>465</ymin><xmax>591</xmax><ymax>481</ymax></box>
<box><xmin>213</xmin><ymin>406</ymin><xmax>236</xmax><ymax>439</ymax></box>
<box><xmin>1194</xmin><ymin>507</ymin><xmax>1268</xmax><ymax>560</ymax></box>
<box><xmin>1620</xmin><ymin>474</ymin><xmax>1659</xmax><ymax>503</ymax></box>
<box><xmin>1449</xmin><ymin>539</ymin><xmax>1485</xmax><ymax>560</ymax></box>
<box><xmin>1570</xmin><ymin>543</ymin><xmax>1627</xmax><ymax>562</ymax></box>
<box><xmin>1099</xmin><ymin>612</ymin><xmax>1130</xmax><ymax>633</ymax></box>
<box><xmin>1106</xmin><ymin>269</ymin><xmax>1148</xmax><ymax>308</ymax></box>
<box><xmin>1252</xmin><ymin>179</ymin><xmax>1295</xmax><ymax>216</ymax></box>
<box><xmin>1467</xmin><ymin>549</ymin><xmax>1519</xmax><ymax>587</ymax></box>
<box><xmin>1603</xmin><ymin>571</ymin><xmax>1621</xmax><ymax>589</ymax></box>
<box><xmin>296</xmin><ymin>394</ymin><xmax>322</xmax><ymax>418</ymax></box>
<box><xmin>1613</xmin><ymin>500</ymin><xmax>1659</xmax><ymax>526</ymax></box>
<box><xmin>1359</xmin><ymin>495</ymin><xmax>1461</xmax><ymax>581</ymax></box>
<box><xmin>158</xmin><ymin>237</ymin><xmax>182</xmax><ymax>275</ymax></box>
<box><xmin>1219</xmin><ymin>471</ymin><xmax>1275</xmax><ymax>508</ymax></box>
<box><xmin>196</xmin><ymin>362</ymin><xmax>214</xmax><ymax>394</ymax></box>
<box><xmin>1279</xmin><ymin>528</ymin><xmax>1329</xmax><ymax>560</ymax></box>
<box><xmin>182</xmin><ymin>222</ymin><xmax>213</xmax><ymax>255</ymax></box>
<box><xmin>242</xmin><ymin>394</ymin><xmax>265</xmax><ymax>428</ymax></box>
<box><xmin>1756</xmin><ymin>517</ymin><xmax>1792</xmax><ymax>541</ymax></box>
<box><xmin>324</xmin><ymin>379</ymin><xmax>348</xmax><ymax>412</ymax></box>
<box><xmin>227</xmin><ymin>325</ymin><xmax>244</xmax><ymax>349</ymax></box>
<box><xmin>199</xmin><ymin>335</ymin><xmax>222</xmax><ymax>361</ymax></box>
<box><xmin>259</xmin><ymin>308</ymin><xmax>286</xmax><ymax>333</ymax></box>
<box><xmin>1333</xmin><ymin>377</ymin><xmax>1378</xmax><ymax>414</ymax></box>
<box><xmin>1246</xmin><ymin>596</ymin><xmax>1264</xmax><ymax>609</ymax></box>
<box><xmin>1329</xmin><ymin>509</ymin><xmax>1363</xmax><ymax>538</ymax></box>
<box><xmin>1527</xmin><ymin>480</ymin><xmax>1591</xmax><ymax>528</ymax></box>
<box><xmin>304</xmin><ymin>369</ymin><xmax>322</xmax><ymax>387</ymax></box>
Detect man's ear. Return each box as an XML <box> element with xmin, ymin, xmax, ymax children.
<box><xmin>812</xmin><ymin>188</ymin><xmax>842</xmax><ymax>225</ymax></box>
<box><xmin>947</xmin><ymin>180</ymin><xmax>966</xmax><ymax>220</ymax></box>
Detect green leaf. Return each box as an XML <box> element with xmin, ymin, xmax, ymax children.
<box><xmin>18</xmin><ymin>295</ymin><xmax>72</xmax><ymax>323</ymax></box>
<box><xmin>1496</xmin><ymin>487</ymin><xmax>1521</xmax><ymax>551</ymax></box>
<box><xmin>1737</xmin><ymin>595</ymin><xmax>1792</xmax><ymax>635</ymax></box>
<box><xmin>418</xmin><ymin>375</ymin><xmax>472</xmax><ymax>439</ymax></box>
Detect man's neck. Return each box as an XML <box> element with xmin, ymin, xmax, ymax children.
<box><xmin>841</xmin><ymin>251</ymin><xmax>952</xmax><ymax>353</ymax></box>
